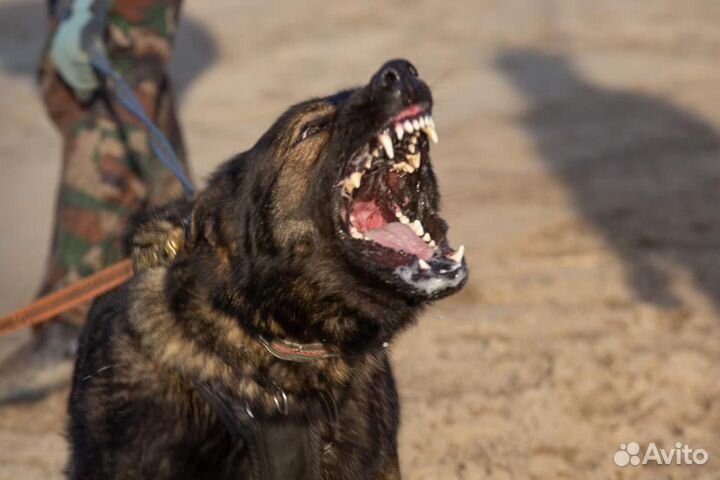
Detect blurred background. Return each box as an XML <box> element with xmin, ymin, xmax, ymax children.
<box><xmin>2</xmin><ymin>0</ymin><xmax>720</xmax><ymax>478</ymax></box>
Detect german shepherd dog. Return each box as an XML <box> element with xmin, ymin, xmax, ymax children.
<box><xmin>68</xmin><ymin>60</ymin><xmax>468</xmax><ymax>479</ymax></box>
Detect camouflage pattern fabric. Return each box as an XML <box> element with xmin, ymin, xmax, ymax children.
<box><xmin>38</xmin><ymin>0</ymin><xmax>188</xmax><ymax>325</ymax></box>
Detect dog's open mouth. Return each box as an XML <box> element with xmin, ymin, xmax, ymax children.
<box><xmin>337</xmin><ymin>104</ymin><xmax>467</xmax><ymax>296</ymax></box>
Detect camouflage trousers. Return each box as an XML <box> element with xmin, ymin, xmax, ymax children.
<box><xmin>39</xmin><ymin>0</ymin><xmax>188</xmax><ymax>325</ymax></box>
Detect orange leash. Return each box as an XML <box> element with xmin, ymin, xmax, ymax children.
<box><xmin>0</xmin><ymin>259</ymin><xmax>134</xmax><ymax>336</ymax></box>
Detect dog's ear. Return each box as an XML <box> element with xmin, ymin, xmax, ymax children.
<box><xmin>187</xmin><ymin>192</ymin><xmax>223</xmax><ymax>252</ymax></box>
<box><xmin>130</xmin><ymin>199</ymin><xmax>193</xmax><ymax>270</ymax></box>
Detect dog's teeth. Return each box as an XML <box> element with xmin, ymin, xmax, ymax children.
<box><xmin>395</xmin><ymin>124</ymin><xmax>404</xmax><ymax>141</ymax></box>
<box><xmin>419</xmin><ymin>116</ymin><xmax>426</xmax><ymax>128</ymax></box>
<box><xmin>418</xmin><ymin>259</ymin><xmax>430</xmax><ymax>270</ymax></box>
<box><xmin>399</xmin><ymin>215</ymin><xmax>410</xmax><ymax>224</ymax></box>
<box><xmin>372</xmin><ymin>148</ymin><xmax>382</xmax><ymax>158</ymax></box>
<box><xmin>344</xmin><ymin>180</ymin><xmax>356</xmax><ymax>194</ymax></box>
<box><xmin>422</xmin><ymin>125</ymin><xmax>439</xmax><ymax>144</ymax></box>
<box><xmin>429</xmin><ymin>240</ymin><xmax>437</xmax><ymax>248</ymax></box>
<box><xmin>407</xmin><ymin>143</ymin><xmax>417</xmax><ymax>154</ymax></box>
<box><xmin>392</xmin><ymin>162</ymin><xmax>414</xmax><ymax>173</ymax></box>
<box><xmin>349</xmin><ymin>171</ymin><xmax>363</xmax><ymax>189</ymax></box>
<box><xmin>422</xmin><ymin>233</ymin><xmax>431</xmax><ymax>242</ymax></box>
<box><xmin>407</xmin><ymin>153</ymin><xmax>421</xmax><ymax>169</ymax></box>
<box><xmin>410</xmin><ymin>220</ymin><xmax>424</xmax><ymax>236</ymax></box>
<box><xmin>364</xmin><ymin>157</ymin><xmax>372</xmax><ymax>169</ymax></box>
<box><xmin>449</xmin><ymin>245</ymin><xmax>465</xmax><ymax>263</ymax></box>
<box><xmin>412</xmin><ymin>119</ymin><xmax>420</xmax><ymax>131</ymax></box>
<box><xmin>427</xmin><ymin>116</ymin><xmax>435</xmax><ymax>127</ymax></box>
<box><xmin>403</xmin><ymin>120</ymin><xmax>414</xmax><ymax>133</ymax></box>
<box><xmin>394</xmin><ymin>208</ymin><xmax>403</xmax><ymax>219</ymax></box>
<box><xmin>350</xmin><ymin>227</ymin><xmax>363</xmax><ymax>239</ymax></box>
<box><xmin>409</xmin><ymin>135</ymin><xmax>418</xmax><ymax>145</ymax></box>
<box><xmin>379</xmin><ymin>131</ymin><xmax>394</xmax><ymax>159</ymax></box>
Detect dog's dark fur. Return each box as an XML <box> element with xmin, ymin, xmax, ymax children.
<box><xmin>68</xmin><ymin>60</ymin><xmax>467</xmax><ymax>479</ymax></box>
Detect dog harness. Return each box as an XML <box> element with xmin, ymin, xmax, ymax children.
<box><xmin>193</xmin><ymin>379</ymin><xmax>329</xmax><ymax>480</ymax></box>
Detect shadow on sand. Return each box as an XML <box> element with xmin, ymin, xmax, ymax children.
<box><xmin>496</xmin><ymin>48</ymin><xmax>720</xmax><ymax>311</ymax></box>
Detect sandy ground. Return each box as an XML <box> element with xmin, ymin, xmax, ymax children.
<box><xmin>2</xmin><ymin>0</ymin><xmax>720</xmax><ymax>478</ymax></box>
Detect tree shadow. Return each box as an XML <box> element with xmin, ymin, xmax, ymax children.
<box><xmin>495</xmin><ymin>48</ymin><xmax>720</xmax><ymax>311</ymax></box>
<box><xmin>0</xmin><ymin>0</ymin><xmax>218</xmax><ymax>101</ymax></box>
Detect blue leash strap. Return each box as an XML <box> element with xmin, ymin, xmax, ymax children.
<box><xmin>87</xmin><ymin>38</ymin><xmax>196</xmax><ymax>196</ymax></box>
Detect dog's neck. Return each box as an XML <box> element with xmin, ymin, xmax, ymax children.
<box><xmin>129</xmin><ymin>267</ymin><xmax>389</xmax><ymax>416</ymax></box>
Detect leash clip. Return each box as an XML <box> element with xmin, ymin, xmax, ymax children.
<box><xmin>273</xmin><ymin>388</ymin><xmax>289</xmax><ymax>416</ymax></box>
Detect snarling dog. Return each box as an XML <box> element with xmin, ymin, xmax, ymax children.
<box><xmin>68</xmin><ymin>60</ymin><xmax>468</xmax><ymax>479</ymax></box>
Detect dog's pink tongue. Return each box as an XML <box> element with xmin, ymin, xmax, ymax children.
<box><xmin>365</xmin><ymin>222</ymin><xmax>434</xmax><ymax>261</ymax></box>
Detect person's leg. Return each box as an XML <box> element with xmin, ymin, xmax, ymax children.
<box><xmin>0</xmin><ymin>0</ymin><xmax>187</xmax><ymax>403</ymax></box>
<box><xmin>38</xmin><ymin>0</ymin><xmax>187</xmax><ymax>325</ymax></box>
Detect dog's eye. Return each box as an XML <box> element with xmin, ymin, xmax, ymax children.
<box><xmin>299</xmin><ymin>120</ymin><xmax>329</xmax><ymax>142</ymax></box>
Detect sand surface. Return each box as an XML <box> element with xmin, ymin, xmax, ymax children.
<box><xmin>1</xmin><ymin>1</ymin><xmax>720</xmax><ymax>478</ymax></box>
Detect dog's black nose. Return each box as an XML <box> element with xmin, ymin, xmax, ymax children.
<box><xmin>371</xmin><ymin>59</ymin><xmax>430</xmax><ymax>107</ymax></box>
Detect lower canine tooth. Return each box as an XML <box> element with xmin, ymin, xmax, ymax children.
<box><xmin>379</xmin><ymin>131</ymin><xmax>394</xmax><ymax>159</ymax></box>
<box><xmin>418</xmin><ymin>259</ymin><xmax>430</xmax><ymax>270</ymax></box>
<box><xmin>450</xmin><ymin>245</ymin><xmax>465</xmax><ymax>263</ymax></box>
<box><xmin>423</xmin><ymin>125</ymin><xmax>439</xmax><ymax>144</ymax></box>
<box><xmin>407</xmin><ymin>153</ymin><xmax>421</xmax><ymax>169</ymax></box>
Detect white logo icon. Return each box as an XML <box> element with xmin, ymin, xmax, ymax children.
<box><xmin>614</xmin><ymin>442</ymin><xmax>641</xmax><ymax>467</ymax></box>
<box><xmin>614</xmin><ymin>442</ymin><xmax>709</xmax><ymax>467</ymax></box>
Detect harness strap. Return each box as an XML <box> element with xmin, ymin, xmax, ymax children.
<box><xmin>193</xmin><ymin>379</ymin><xmax>323</xmax><ymax>480</ymax></box>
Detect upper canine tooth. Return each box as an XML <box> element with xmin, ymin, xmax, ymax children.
<box><xmin>410</xmin><ymin>220</ymin><xmax>424</xmax><ymax>236</ymax></box>
<box><xmin>423</xmin><ymin>125</ymin><xmax>439</xmax><ymax>144</ymax></box>
<box><xmin>407</xmin><ymin>153</ymin><xmax>421</xmax><ymax>169</ymax></box>
<box><xmin>450</xmin><ymin>245</ymin><xmax>465</xmax><ymax>263</ymax></box>
<box><xmin>403</xmin><ymin>120</ymin><xmax>414</xmax><ymax>133</ymax></box>
<box><xmin>349</xmin><ymin>171</ymin><xmax>363</xmax><ymax>189</ymax></box>
<box><xmin>379</xmin><ymin>131</ymin><xmax>394</xmax><ymax>159</ymax></box>
<box><xmin>418</xmin><ymin>259</ymin><xmax>430</xmax><ymax>270</ymax></box>
<box><xmin>395</xmin><ymin>124</ymin><xmax>404</xmax><ymax>141</ymax></box>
